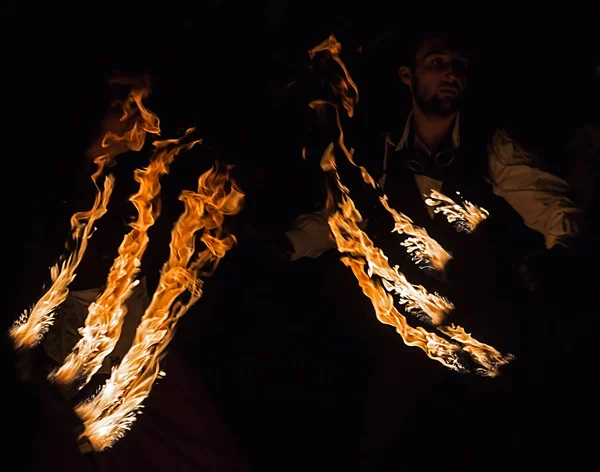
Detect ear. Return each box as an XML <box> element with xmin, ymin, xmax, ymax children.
<box><xmin>398</xmin><ymin>66</ymin><xmax>412</xmax><ymax>86</ymax></box>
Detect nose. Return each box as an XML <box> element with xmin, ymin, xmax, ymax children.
<box><xmin>444</xmin><ymin>60</ymin><xmax>467</xmax><ymax>81</ymax></box>
<box><xmin>442</xmin><ymin>67</ymin><xmax>462</xmax><ymax>88</ymax></box>
<box><xmin>443</xmin><ymin>64</ymin><xmax>458</xmax><ymax>81</ymax></box>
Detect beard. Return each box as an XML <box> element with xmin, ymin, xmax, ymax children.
<box><xmin>413</xmin><ymin>78</ymin><xmax>461</xmax><ymax>118</ymax></box>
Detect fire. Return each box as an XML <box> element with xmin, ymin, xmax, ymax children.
<box><xmin>309</xmin><ymin>34</ymin><xmax>359</xmax><ymax>118</ymax></box>
<box><xmin>313</xmin><ymin>98</ymin><xmax>451</xmax><ymax>273</ymax></box>
<box><xmin>50</xmin><ymin>128</ymin><xmax>203</xmax><ymax>389</ymax></box>
<box><xmin>340</xmin><ymin>247</ymin><xmax>465</xmax><ymax>372</ymax></box>
<box><xmin>311</xmin><ymin>36</ymin><xmax>513</xmax><ymax>374</ymax></box>
<box><xmin>438</xmin><ymin>325</ymin><xmax>512</xmax><ymax>377</ymax></box>
<box><xmin>425</xmin><ymin>189</ymin><xmax>490</xmax><ymax>233</ymax></box>
<box><xmin>10</xmin><ymin>72</ymin><xmax>245</xmax><ymax>451</ymax></box>
<box><xmin>74</xmin><ymin>164</ymin><xmax>244</xmax><ymax>451</ymax></box>
<box><xmin>312</xmin><ymin>97</ymin><xmax>451</xmax><ymax>273</ymax></box>
<box><xmin>321</xmin><ymin>146</ymin><xmax>453</xmax><ymax>326</ymax></box>
<box><xmin>379</xmin><ymin>195</ymin><xmax>453</xmax><ymax>272</ymax></box>
<box><xmin>325</xmin><ymin>145</ymin><xmax>512</xmax><ymax>376</ymax></box>
<box><xmin>9</xmin><ymin>76</ymin><xmax>160</xmax><ymax>349</ymax></box>
<box><xmin>309</xmin><ymin>36</ymin><xmax>453</xmax><ymax>274</ymax></box>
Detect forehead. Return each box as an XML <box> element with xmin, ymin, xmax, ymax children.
<box><xmin>416</xmin><ymin>37</ymin><xmax>467</xmax><ymax>61</ymax></box>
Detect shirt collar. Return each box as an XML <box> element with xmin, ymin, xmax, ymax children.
<box><xmin>395</xmin><ymin>110</ymin><xmax>461</xmax><ymax>152</ymax></box>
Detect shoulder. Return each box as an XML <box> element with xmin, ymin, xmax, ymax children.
<box><xmin>488</xmin><ymin>128</ymin><xmax>543</xmax><ymax>168</ymax></box>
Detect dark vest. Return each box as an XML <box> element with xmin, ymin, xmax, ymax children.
<box><xmin>345</xmin><ymin>118</ymin><xmax>542</xmax><ymax>350</ymax></box>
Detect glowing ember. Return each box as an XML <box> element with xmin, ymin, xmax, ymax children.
<box><xmin>75</xmin><ymin>164</ymin><xmax>244</xmax><ymax>451</ymax></box>
<box><xmin>9</xmin><ymin>77</ymin><xmax>160</xmax><ymax>349</ymax></box>
<box><xmin>50</xmin><ymin>128</ymin><xmax>203</xmax><ymax>389</ymax></box>
<box><xmin>425</xmin><ymin>189</ymin><xmax>490</xmax><ymax>233</ymax></box>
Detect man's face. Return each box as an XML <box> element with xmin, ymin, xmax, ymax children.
<box><xmin>400</xmin><ymin>37</ymin><xmax>469</xmax><ymax>118</ymax></box>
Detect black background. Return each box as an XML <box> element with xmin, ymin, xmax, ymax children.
<box><xmin>4</xmin><ymin>2</ymin><xmax>600</xmax><ymax>470</ymax></box>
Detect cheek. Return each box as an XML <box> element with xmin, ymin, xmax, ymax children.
<box><xmin>452</xmin><ymin>73</ymin><xmax>468</xmax><ymax>90</ymax></box>
<box><xmin>418</xmin><ymin>72</ymin><xmax>443</xmax><ymax>93</ymax></box>
<box><xmin>419</xmin><ymin>81</ymin><xmax>437</xmax><ymax>98</ymax></box>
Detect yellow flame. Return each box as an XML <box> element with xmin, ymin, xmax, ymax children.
<box><xmin>311</xmin><ymin>99</ymin><xmax>376</xmax><ymax>188</ymax></box>
<box><xmin>9</xmin><ymin>79</ymin><xmax>160</xmax><ymax>349</ymax></box>
<box><xmin>327</xmin><ymin>153</ymin><xmax>512</xmax><ymax>375</ymax></box>
<box><xmin>379</xmin><ymin>195</ymin><xmax>452</xmax><ymax>272</ymax></box>
<box><xmin>309</xmin><ymin>34</ymin><xmax>359</xmax><ymax>118</ymax></box>
<box><xmin>312</xmin><ymin>97</ymin><xmax>452</xmax><ymax>273</ymax></box>
<box><xmin>438</xmin><ymin>324</ymin><xmax>513</xmax><ymax>377</ymax></box>
<box><xmin>50</xmin><ymin>128</ymin><xmax>202</xmax><ymax>388</ymax></box>
<box><xmin>321</xmin><ymin>145</ymin><xmax>452</xmax><ymax>325</ymax></box>
<box><xmin>425</xmin><ymin>189</ymin><xmax>489</xmax><ymax>233</ymax></box>
<box><xmin>341</xmin><ymin>254</ymin><xmax>465</xmax><ymax>371</ymax></box>
<box><xmin>312</xmin><ymin>35</ymin><xmax>513</xmax><ymax>374</ymax></box>
<box><xmin>75</xmin><ymin>164</ymin><xmax>244</xmax><ymax>451</ymax></box>
<box><xmin>329</xmin><ymin>193</ymin><xmax>454</xmax><ymax>325</ymax></box>
<box><xmin>308</xmin><ymin>35</ymin><xmax>452</xmax><ymax>274</ymax></box>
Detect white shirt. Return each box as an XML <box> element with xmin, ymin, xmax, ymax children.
<box><xmin>287</xmin><ymin>111</ymin><xmax>584</xmax><ymax>259</ymax></box>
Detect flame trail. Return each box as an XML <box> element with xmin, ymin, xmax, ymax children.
<box><xmin>308</xmin><ymin>35</ymin><xmax>452</xmax><ymax>273</ymax></box>
<box><xmin>10</xmin><ymin>77</ymin><xmax>160</xmax><ymax>349</ymax></box>
<box><xmin>425</xmin><ymin>189</ymin><xmax>489</xmax><ymax>233</ymax></box>
<box><xmin>324</xmin><ymin>141</ymin><xmax>511</xmax><ymax>375</ymax></box>
<box><xmin>51</xmin><ymin>128</ymin><xmax>202</xmax><ymax>388</ymax></box>
<box><xmin>321</xmin><ymin>146</ymin><xmax>453</xmax><ymax>325</ymax></box>
<box><xmin>323</xmin><ymin>151</ymin><xmax>461</xmax><ymax>368</ymax></box>
<box><xmin>312</xmin><ymin>36</ymin><xmax>513</xmax><ymax>373</ymax></box>
<box><xmin>438</xmin><ymin>325</ymin><xmax>512</xmax><ymax>377</ymax></box>
<box><xmin>309</xmin><ymin>34</ymin><xmax>359</xmax><ymax>118</ymax></box>
<box><xmin>342</xmin><ymin>251</ymin><xmax>465</xmax><ymax>372</ymax></box>
<box><xmin>312</xmin><ymin>98</ymin><xmax>452</xmax><ymax>274</ymax></box>
<box><xmin>75</xmin><ymin>164</ymin><xmax>244</xmax><ymax>451</ymax></box>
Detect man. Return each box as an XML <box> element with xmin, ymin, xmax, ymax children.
<box><xmin>278</xmin><ymin>25</ymin><xmax>586</xmax><ymax>467</ymax></box>
<box><xmin>285</xmin><ymin>27</ymin><xmax>583</xmax><ymax>269</ymax></box>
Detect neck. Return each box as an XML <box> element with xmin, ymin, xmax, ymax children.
<box><xmin>412</xmin><ymin>105</ymin><xmax>457</xmax><ymax>151</ymax></box>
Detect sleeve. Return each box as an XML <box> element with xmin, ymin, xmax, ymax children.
<box><xmin>285</xmin><ymin>208</ymin><xmax>337</xmax><ymax>261</ymax></box>
<box><xmin>487</xmin><ymin>129</ymin><xmax>584</xmax><ymax>249</ymax></box>
<box><xmin>285</xmin><ymin>135</ymin><xmax>379</xmax><ymax>262</ymax></box>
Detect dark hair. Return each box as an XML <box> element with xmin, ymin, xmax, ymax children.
<box><xmin>394</xmin><ymin>21</ymin><xmax>477</xmax><ymax>67</ymax></box>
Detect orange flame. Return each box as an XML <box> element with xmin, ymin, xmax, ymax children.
<box><xmin>341</xmin><ymin>255</ymin><xmax>465</xmax><ymax>371</ymax></box>
<box><xmin>311</xmin><ymin>35</ymin><xmax>513</xmax><ymax>374</ymax></box>
<box><xmin>438</xmin><ymin>324</ymin><xmax>513</xmax><ymax>377</ymax></box>
<box><xmin>425</xmin><ymin>189</ymin><xmax>489</xmax><ymax>233</ymax></box>
<box><xmin>50</xmin><ymin>128</ymin><xmax>202</xmax><ymax>388</ymax></box>
<box><xmin>379</xmin><ymin>195</ymin><xmax>452</xmax><ymax>272</ymax></box>
<box><xmin>322</xmin><ymin>149</ymin><xmax>452</xmax><ymax>325</ymax></box>
<box><xmin>342</xmin><ymin>237</ymin><xmax>510</xmax><ymax>375</ymax></box>
<box><xmin>9</xmin><ymin>78</ymin><xmax>160</xmax><ymax>349</ymax></box>
<box><xmin>75</xmin><ymin>164</ymin><xmax>244</xmax><ymax>451</ymax></box>
<box><xmin>308</xmin><ymin>35</ymin><xmax>452</xmax><ymax>274</ymax></box>
<box><xmin>309</xmin><ymin>34</ymin><xmax>359</xmax><ymax>118</ymax></box>
<box><xmin>312</xmin><ymin>97</ymin><xmax>451</xmax><ymax>273</ymax></box>
<box><xmin>326</xmin><ymin>151</ymin><xmax>512</xmax><ymax>375</ymax></box>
